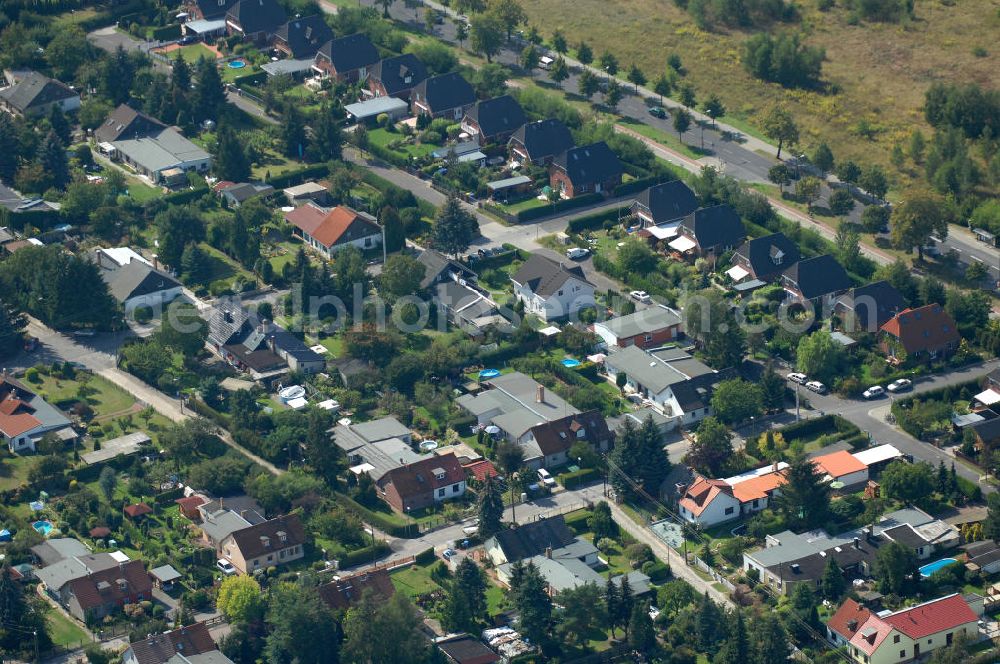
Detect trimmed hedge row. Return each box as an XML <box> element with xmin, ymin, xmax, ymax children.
<box><xmin>266</xmin><ymin>164</ymin><xmax>330</xmax><ymax>189</ymax></box>
<box><xmin>231</xmin><ymin>70</ymin><xmax>268</xmax><ymax>88</ymax></box>
<box><xmin>773</xmin><ymin>414</ymin><xmax>859</xmax><ymax>443</ymax></box>
<box><xmin>515</xmin><ymin>192</ymin><xmax>603</xmax><ymax>222</ymax></box>
<box><xmin>331</xmin><ymin>493</ymin><xmax>420</xmax><ymax>538</ymax></box>
<box><xmin>414</xmin><ymin>547</ymin><xmax>436</xmax><ymax>565</ymax></box>
<box><xmin>566</xmin><ymin>206</ymin><xmax>629</xmax><ymax>233</ymax></box>
<box><xmin>613</xmin><ymin>175</ymin><xmax>661</xmax><ymax>198</ymax></box>
<box><xmin>154</xmin><ymin>486</ymin><xmax>185</xmax><ymax>505</ymax></box>
<box><xmin>160</xmin><ymin>187</ymin><xmax>210</xmax><ymax>206</ymax></box>
<box><xmin>148</xmin><ymin>24</ymin><xmax>181</xmax><ymax>41</ymax></box>
<box><xmin>558</xmin><ymin>467</ymin><xmax>599</xmax><ymax>490</ymax></box>
<box><xmin>956</xmin><ymin>475</ymin><xmax>982</xmax><ymax>503</ymax></box>
<box><xmin>359</xmin><ymin>170</ymin><xmax>437</xmax><ymax>218</ymax></box>
<box><xmin>187</xmin><ymin>398</ymin><xmax>232</xmax><ymax>430</ymax></box>
<box><xmin>339</xmin><ymin>542</ymin><xmax>392</xmax><ymax>569</ymax></box>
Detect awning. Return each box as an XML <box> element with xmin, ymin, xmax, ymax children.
<box><xmin>975</xmin><ymin>389</ymin><xmax>1000</xmax><ymax>406</ymax></box>
<box><xmin>668</xmin><ymin>235</ymin><xmax>697</xmax><ymax>252</ymax></box>
<box><xmin>726</xmin><ymin>265</ymin><xmax>750</xmax><ymax>281</ymax></box>
<box><xmin>539</xmin><ymin>325</ymin><xmax>561</xmax><ymax>337</ymax></box>
<box><xmin>646</xmin><ymin>222</ymin><xmax>680</xmax><ymax>240</ymax></box>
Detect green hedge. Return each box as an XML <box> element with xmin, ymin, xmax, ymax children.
<box><xmin>366</xmin><ymin>141</ymin><xmax>413</xmax><ymax>170</ymax></box>
<box><xmin>515</xmin><ymin>192</ymin><xmax>603</xmax><ymax>222</ymax></box>
<box><xmin>772</xmin><ymin>414</ymin><xmax>859</xmax><ymax>443</ymax></box>
<box><xmin>266</xmin><ymin>164</ymin><xmax>330</xmax><ymax>189</ymax></box>
<box><xmin>566</xmin><ymin>207</ymin><xmax>629</xmax><ymax>233</ymax></box>
<box><xmin>231</xmin><ymin>70</ymin><xmax>268</xmax><ymax>88</ymax></box>
<box><xmin>956</xmin><ymin>475</ymin><xmax>982</xmax><ymax>502</ymax></box>
<box><xmin>564</xmin><ymin>509</ymin><xmax>594</xmax><ymax>534</ymax></box>
<box><xmin>160</xmin><ymin>187</ymin><xmax>210</xmax><ymax>206</ymax></box>
<box><xmin>148</xmin><ymin>24</ymin><xmax>181</xmax><ymax>40</ymax></box>
<box><xmin>613</xmin><ymin>175</ymin><xmax>661</xmax><ymax>197</ymax></box>
<box><xmin>643</xmin><ymin>560</ymin><xmax>671</xmax><ymax>584</ymax></box>
<box><xmin>339</xmin><ymin>542</ymin><xmax>392</xmax><ymax>569</ymax></box>
<box><xmin>558</xmin><ymin>467</ymin><xmax>599</xmax><ymax>490</ymax></box>
<box><xmin>154</xmin><ymin>486</ymin><xmax>185</xmax><ymax>505</ymax></box>
<box><xmin>414</xmin><ymin>547</ymin><xmax>436</xmax><ymax>565</ymax></box>
<box><xmin>331</xmin><ymin>493</ymin><xmax>419</xmax><ymax>538</ymax></box>
<box><xmin>187</xmin><ymin>398</ymin><xmax>232</xmax><ymax>430</ymax></box>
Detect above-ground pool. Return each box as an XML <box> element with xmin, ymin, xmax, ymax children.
<box><xmin>419</xmin><ymin>440</ymin><xmax>439</xmax><ymax>452</ymax></box>
<box><xmin>32</xmin><ymin>520</ymin><xmax>53</xmax><ymax>536</ymax></box>
<box><xmin>561</xmin><ymin>358</ymin><xmax>581</xmax><ymax>368</ymax></box>
<box><xmin>478</xmin><ymin>369</ymin><xmax>501</xmax><ymax>380</ymax></box>
<box><xmin>278</xmin><ymin>385</ymin><xmax>306</xmax><ymax>403</ymax></box>
<box><xmin>919</xmin><ymin>557</ymin><xmax>958</xmax><ymax>578</ymax></box>
<box><xmin>228</xmin><ymin>59</ymin><xmax>247</xmax><ymax>69</ymax></box>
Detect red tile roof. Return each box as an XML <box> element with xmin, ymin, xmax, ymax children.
<box><xmin>89</xmin><ymin>526</ymin><xmax>112</xmax><ymax>538</ymax></box>
<box><xmin>730</xmin><ymin>471</ymin><xmax>786</xmax><ymax>503</ymax></box>
<box><xmin>124</xmin><ymin>503</ymin><xmax>153</xmax><ymax>518</ymax></box>
<box><xmin>882</xmin><ymin>594</ymin><xmax>978</xmax><ymax>640</ymax></box>
<box><xmin>880</xmin><ymin>304</ymin><xmax>961</xmax><ymax>355</ymax></box>
<box><xmin>812</xmin><ymin>450</ymin><xmax>867</xmax><ymax>480</ymax></box>
<box><xmin>378</xmin><ymin>453</ymin><xmax>465</xmax><ymax>500</ymax></box>
<box><xmin>310</xmin><ymin>206</ymin><xmax>380</xmax><ymax>249</ymax></box>
<box><xmin>827</xmin><ymin>598</ymin><xmax>872</xmax><ymax>641</ymax></box>
<box><xmin>679</xmin><ymin>477</ymin><xmax>734</xmax><ymax>517</ymax></box>
<box><xmin>67</xmin><ymin>560</ymin><xmax>152</xmax><ymax>612</ymax></box>
<box><xmin>0</xmin><ymin>393</ymin><xmax>41</xmax><ymax>438</ymax></box>
<box><xmin>284</xmin><ymin>203</ymin><xmax>327</xmax><ymax>235</ymax></box>
<box><xmin>318</xmin><ymin>569</ymin><xmax>396</xmax><ymax>610</ymax></box>
<box><xmin>463</xmin><ymin>459</ymin><xmax>499</xmax><ymax>483</ymax></box>
<box><xmin>175</xmin><ymin>495</ymin><xmax>207</xmax><ymax>511</ymax></box>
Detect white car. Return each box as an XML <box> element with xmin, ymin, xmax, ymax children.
<box><xmin>566</xmin><ymin>247</ymin><xmax>590</xmax><ymax>260</ymax></box>
<box><xmin>630</xmin><ymin>290</ymin><xmax>652</xmax><ymax>304</ymax></box>
<box><xmin>863</xmin><ymin>385</ymin><xmax>885</xmax><ymax>399</ymax></box>
<box><xmin>537</xmin><ymin>468</ymin><xmax>556</xmax><ymax>487</ymax></box>
<box><xmin>787</xmin><ymin>372</ymin><xmax>808</xmax><ymax>385</ymax></box>
<box><xmin>805</xmin><ymin>381</ymin><xmax>827</xmax><ymax>394</ymax></box>
<box><xmin>887</xmin><ymin>378</ymin><xmax>912</xmax><ymax>393</ymax></box>
<box><xmin>216</xmin><ymin>559</ymin><xmax>237</xmax><ymax>575</ymax></box>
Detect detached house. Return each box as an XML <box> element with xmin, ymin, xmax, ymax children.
<box><xmin>124</xmin><ymin>622</ymin><xmax>233</xmax><ymax>664</ymax></box>
<box><xmin>312</xmin><ymin>33</ymin><xmax>380</xmax><ymax>82</ymax></box>
<box><xmin>181</xmin><ymin>0</ymin><xmax>239</xmax><ymax>20</ymax></box>
<box><xmin>319</xmin><ymin>569</ymin><xmax>396</xmax><ymax>610</ymax></box>
<box><xmin>461</xmin><ymin>95</ymin><xmax>526</xmax><ymax>144</ymax></box>
<box><xmin>549</xmin><ymin>142</ymin><xmax>623</xmax><ymax>198</ymax></box>
<box><xmin>376</xmin><ymin>453</ymin><xmax>466</xmax><ymax>513</ymax></box>
<box><xmin>835</xmin><ymin>281</ymin><xmax>908</xmax><ymax>333</ymax></box>
<box><xmin>593</xmin><ymin>305</ymin><xmax>683</xmax><ymax>350</ymax></box>
<box><xmin>510</xmin><ymin>254</ymin><xmax>595</xmax><ymax>321</ymax></box>
<box><xmin>0</xmin><ymin>374</ymin><xmax>76</xmax><ymax>453</ymax></box>
<box><xmin>225</xmin><ymin>0</ymin><xmax>287</xmax><ymax>43</ymax></box>
<box><xmin>65</xmin><ymin>560</ymin><xmax>153</xmax><ymax>622</ymax></box>
<box><xmin>411</xmin><ymin>72</ymin><xmax>476</xmax><ymax>120</ymax></box>
<box><xmin>630</xmin><ymin>181</ymin><xmax>699</xmax><ymax>228</ymax></box>
<box><xmin>456</xmin><ymin>372</ymin><xmax>580</xmax><ymax>444</ymax></box>
<box><xmin>0</xmin><ymin>71</ymin><xmax>80</xmax><ymax>117</ymax></box>
<box><xmin>207</xmin><ymin>302</ymin><xmax>325</xmax><ymax>379</ymax></box>
<box><xmin>285</xmin><ymin>203</ymin><xmax>382</xmax><ymax>258</ymax></box>
<box><xmin>880</xmin><ymin>304</ymin><xmax>961</xmax><ymax>364</ymax></box>
<box><xmin>91</xmin><ymin>248</ymin><xmax>183</xmax><ymax>312</ymax></box>
<box><xmin>508</xmin><ymin>118</ymin><xmax>574</xmax><ymax>166</ymax></box>
<box><xmin>521</xmin><ymin>411</ymin><xmax>612</xmax><ymax>470</ymax></box>
<box><xmin>219</xmin><ymin>514</ymin><xmax>306</xmax><ymax>575</ymax></box>
<box><xmin>729</xmin><ymin>232</ymin><xmax>799</xmax><ymax>283</ymax></box>
<box><xmin>368</xmin><ymin>54</ymin><xmax>428</xmax><ymax>101</ymax></box>
<box><xmin>781</xmin><ymin>254</ymin><xmax>851</xmax><ymax>308</ymax></box>
<box><xmin>272</xmin><ymin>15</ymin><xmax>332</xmax><ymax>59</ymax></box>
<box><xmin>667</xmin><ymin>205</ymin><xmax>746</xmax><ymax>257</ymax></box>
<box><xmin>828</xmin><ymin>594</ymin><xmax>979</xmax><ymax>663</ymax></box>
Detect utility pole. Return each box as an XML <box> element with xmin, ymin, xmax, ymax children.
<box><xmin>381</xmin><ymin>215</ymin><xmax>387</xmax><ymax>265</ymax></box>
<box><xmin>795</xmin><ymin>382</ymin><xmax>800</xmax><ymax>421</ymax></box>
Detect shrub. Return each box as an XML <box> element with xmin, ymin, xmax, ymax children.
<box><xmin>415</xmin><ymin>547</ymin><xmax>436</xmax><ymax>566</ymax></box>
<box><xmin>25</xmin><ymin>368</ymin><xmax>41</xmax><ymax>383</ymax></box>
<box><xmin>376</xmin><ymin>113</ymin><xmax>390</xmax><ymax>128</ymax></box>
<box><xmin>558</xmin><ymin>467</ymin><xmax>599</xmax><ymax>490</ymax></box>
<box><xmin>133</xmin><ymin>306</ymin><xmax>154</xmax><ymax>324</ymax></box>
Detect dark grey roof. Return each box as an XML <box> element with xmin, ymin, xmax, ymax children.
<box><xmin>679</xmin><ymin>204</ymin><xmax>746</xmax><ymax>251</ymax></box>
<box><xmin>412</xmin><ymin>72</ymin><xmax>475</xmax><ymax>113</ymax></box>
<box><xmin>94</xmin><ymin>104</ymin><xmax>165</xmax><ymax>143</ymax></box>
<box><xmin>417</xmin><ymin>249</ymin><xmax>476</xmax><ymax>289</ymax></box>
<box><xmin>836</xmin><ymin>280</ymin><xmax>907</xmax><ymax>332</ymax></box>
<box><xmin>315</xmin><ymin>33</ymin><xmax>380</xmax><ymax>74</ymax></box>
<box><xmin>783</xmin><ymin>254</ymin><xmax>851</xmax><ymax>300</ymax></box>
<box><xmin>511</xmin><ymin>254</ymin><xmax>593</xmax><ymax>298</ymax></box>
<box><xmin>100</xmin><ymin>261</ymin><xmax>181</xmax><ymax>303</ymax></box>
<box><xmin>222</xmin><ymin>182</ymin><xmax>274</xmax><ymax>204</ymax></box>
<box><xmin>371</xmin><ymin>54</ymin><xmax>428</xmax><ymax>95</ymax></box>
<box><xmin>274</xmin><ymin>15</ymin><xmax>332</xmax><ymax>58</ymax></box>
<box><xmin>634</xmin><ymin>181</ymin><xmax>699</xmax><ymax>224</ymax></box>
<box><xmin>734</xmin><ymin>232</ymin><xmax>799</xmax><ymax>279</ymax></box>
<box><xmin>187</xmin><ymin>0</ymin><xmax>239</xmax><ymax>19</ymax></box>
<box><xmin>972</xmin><ymin>417</ymin><xmax>1000</xmax><ymax>444</ymax></box>
<box><xmin>226</xmin><ymin>0</ymin><xmax>287</xmax><ymax>35</ymax></box>
<box><xmin>208</xmin><ymin>300</ymin><xmax>251</xmax><ymax>347</ymax></box>
<box><xmin>882</xmin><ymin>524</ymin><xmax>927</xmax><ymax>550</ymax></box>
<box><xmin>552</xmin><ymin>141</ymin><xmax>623</xmax><ymax>187</ymax></box>
<box><xmin>0</xmin><ymin>72</ymin><xmax>77</xmax><ymax>113</ymax></box>
<box><xmin>465</xmin><ymin>95</ymin><xmax>526</xmax><ymax>139</ymax></box>
<box><xmin>266</xmin><ymin>326</ymin><xmax>324</xmax><ymax>363</ymax></box>
<box><xmin>491</xmin><ymin>515</ymin><xmax>576</xmax><ymax>562</ymax></box>
<box><xmin>509</xmin><ymin>119</ymin><xmax>575</xmax><ymax>162</ymax></box>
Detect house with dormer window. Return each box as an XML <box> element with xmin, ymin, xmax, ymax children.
<box><xmin>375</xmin><ymin>453</ymin><xmax>466</xmax><ymax>513</ymax></box>
<box><xmin>218</xmin><ymin>514</ymin><xmax>305</xmax><ymax>575</ymax></box>
<box><xmin>879</xmin><ymin>304</ymin><xmax>961</xmax><ymax>364</ymax></box>
<box><xmin>520</xmin><ymin>411</ymin><xmax>612</xmax><ymax>470</ymax></box>
<box><xmin>730</xmin><ymin>232</ymin><xmax>800</xmax><ymax>283</ymax></box>
<box><xmin>367</xmin><ymin>54</ymin><xmax>428</xmax><ymax>101</ymax></box>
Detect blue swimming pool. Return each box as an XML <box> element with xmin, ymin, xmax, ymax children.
<box><xmin>32</xmin><ymin>520</ymin><xmax>53</xmax><ymax>536</ymax></box>
<box><xmin>919</xmin><ymin>557</ymin><xmax>958</xmax><ymax>578</ymax></box>
<box><xmin>561</xmin><ymin>358</ymin><xmax>581</xmax><ymax>368</ymax></box>
<box><xmin>228</xmin><ymin>59</ymin><xmax>247</xmax><ymax>69</ymax></box>
<box><xmin>478</xmin><ymin>369</ymin><xmax>501</xmax><ymax>380</ymax></box>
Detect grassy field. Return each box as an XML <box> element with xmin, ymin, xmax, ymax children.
<box><xmin>390</xmin><ymin>564</ymin><xmax>443</xmax><ymax>598</ymax></box>
<box><xmin>521</xmin><ymin>0</ymin><xmax>1000</xmax><ymax>170</ymax></box>
<box><xmin>46</xmin><ymin>607</ymin><xmax>90</xmax><ymax>648</ymax></box>
<box><xmin>368</xmin><ymin>128</ymin><xmax>440</xmax><ymax>159</ymax></box>
<box><xmin>172</xmin><ymin>43</ymin><xmax>219</xmax><ymax>64</ymax></box>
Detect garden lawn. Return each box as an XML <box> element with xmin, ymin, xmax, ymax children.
<box><xmin>390</xmin><ymin>564</ymin><xmax>442</xmax><ymax>598</ymax></box>
<box><xmin>367</xmin><ymin>128</ymin><xmax>439</xmax><ymax>159</ymax></box>
<box><xmin>197</xmin><ymin>243</ymin><xmax>255</xmax><ymax>291</ymax></box>
<box><xmin>35</xmin><ymin>373</ymin><xmax>135</xmax><ymax>421</ymax></box>
<box><xmin>0</xmin><ymin>455</ymin><xmax>36</xmax><ymax>492</ymax></box>
<box><xmin>125</xmin><ymin>179</ymin><xmax>162</xmax><ymax>203</ymax></box>
<box><xmin>46</xmin><ymin>607</ymin><xmax>89</xmax><ymax>648</ymax></box>
<box><xmin>222</xmin><ymin>63</ymin><xmax>259</xmax><ymax>83</ymax></box>
<box><xmin>497</xmin><ymin>196</ymin><xmax>549</xmax><ymax>214</ymax></box>
<box><xmin>317</xmin><ymin>335</ymin><xmax>344</xmax><ymax>358</ymax></box>
<box><xmin>173</xmin><ymin>42</ymin><xmax>218</xmax><ymax>64</ymax></box>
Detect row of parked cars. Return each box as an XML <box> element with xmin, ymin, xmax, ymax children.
<box><xmin>786</xmin><ymin>372</ymin><xmax>913</xmax><ymax>399</ymax></box>
<box><xmin>786</xmin><ymin>372</ymin><xmax>828</xmax><ymax>394</ymax></box>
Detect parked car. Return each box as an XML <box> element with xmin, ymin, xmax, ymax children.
<box><xmin>566</xmin><ymin>246</ymin><xmax>590</xmax><ymax>260</ymax></box>
<box><xmin>863</xmin><ymin>385</ymin><xmax>885</xmax><ymax>399</ymax></box>
<box><xmin>537</xmin><ymin>468</ymin><xmax>556</xmax><ymax>487</ymax></box>
<box><xmin>216</xmin><ymin>559</ymin><xmax>237</xmax><ymax>575</ymax></box>
<box><xmin>630</xmin><ymin>290</ymin><xmax>652</xmax><ymax>304</ymax></box>
<box><xmin>442</xmin><ymin>548</ymin><xmax>457</xmax><ymax>561</ymax></box>
<box><xmin>805</xmin><ymin>381</ymin><xmax>827</xmax><ymax>394</ymax></box>
<box><xmin>539</xmin><ymin>55</ymin><xmax>555</xmax><ymax>70</ymax></box>
<box><xmin>648</xmin><ymin>106</ymin><xmax>667</xmax><ymax>119</ymax></box>
<box><xmin>786</xmin><ymin>372</ymin><xmax>808</xmax><ymax>384</ymax></box>
<box><xmin>887</xmin><ymin>378</ymin><xmax>913</xmax><ymax>393</ymax></box>
<box><xmin>178</xmin><ymin>35</ymin><xmax>197</xmax><ymax>45</ymax></box>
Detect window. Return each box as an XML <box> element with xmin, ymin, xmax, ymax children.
<box><xmin>253</xmin><ymin>559</ymin><xmax>260</xmax><ymax>567</ymax></box>
<box><xmin>894</xmin><ymin>636</ymin><xmax>900</xmax><ymax>644</ymax></box>
<box><xmin>927</xmin><ymin>639</ymin><xmax>932</xmax><ymax>645</ymax></box>
<box><xmin>724</xmin><ymin>507</ymin><xmax>734</xmax><ymax>515</ymax></box>
<box><xmin>752</xmin><ymin>499</ymin><xmax>759</xmax><ymax>508</ymax></box>
<box><xmin>899</xmin><ymin>651</ymin><xmax>905</xmax><ymax>659</ymax></box>
<box><xmin>452</xmin><ymin>484</ymin><xmax>460</xmax><ymax>493</ymax></box>
<box><xmin>438</xmin><ymin>488</ymin><xmax>445</xmax><ymax>497</ymax></box>
<box><xmin>267</xmin><ymin>555</ymin><xmax>273</xmax><ymax>562</ymax></box>
<box><xmin>557</xmin><ymin>290</ymin><xmax>564</xmax><ymax>296</ymax></box>
<box><xmin>946</xmin><ymin>633</ymin><xmax>953</xmax><ymax>645</ymax></box>
<box><xmin>644</xmin><ymin>334</ymin><xmax>653</xmax><ymax>343</ymax></box>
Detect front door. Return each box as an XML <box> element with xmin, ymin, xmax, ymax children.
<box><xmin>914</xmin><ymin>643</ymin><xmax>920</xmax><ymax>658</ymax></box>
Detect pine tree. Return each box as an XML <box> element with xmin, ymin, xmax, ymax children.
<box><xmin>180</xmin><ymin>244</ymin><xmax>210</xmax><ymax>283</ymax></box>
<box><xmin>214</xmin><ymin>126</ymin><xmax>251</xmax><ymax>182</ymax></box>
<box><xmin>172</xmin><ymin>54</ymin><xmax>192</xmax><ymax>93</ymax></box>
<box><xmin>477</xmin><ymin>474</ymin><xmax>503</xmax><ymax>539</ymax></box>
<box><xmin>0</xmin><ymin>114</ymin><xmax>20</xmax><ymax>181</ymax></box>
<box><xmin>48</xmin><ymin>105</ymin><xmax>71</xmax><ymax>144</ymax></box>
<box><xmin>281</xmin><ymin>105</ymin><xmax>307</xmax><ymax>159</ymax></box>
<box><xmin>442</xmin><ymin>558</ymin><xmax>487</xmax><ymax>633</ymax></box>
<box><xmin>776</xmin><ymin>453</ymin><xmax>831</xmax><ymax>529</ymax></box>
<box><xmin>714</xmin><ymin>610</ymin><xmax>747</xmax><ymax>664</ymax></box>
<box><xmin>0</xmin><ymin>299</ymin><xmax>25</xmax><ymax>359</ymax></box>
<box><xmin>308</xmin><ymin>102</ymin><xmax>344</xmax><ymax>162</ymax></box>
<box><xmin>194</xmin><ymin>56</ymin><xmax>225</xmax><ymax>122</ymax></box>
<box><xmin>431</xmin><ymin>194</ymin><xmax>479</xmax><ymax>258</ymax></box>
<box><xmin>949</xmin><ymin>463</ymin><xmax>959</xmax><ymax>495</ymax></box>
<box><xmin>752</xmin><ymin>612</ymin><xmax>790</xmax><ymax>664</ymax></box>
<box><xmin>37</xmin><ymin>130</ymin><xmax>70</xmax><ymax>189</ymax></box>
<box><xmin>636</xmin><ymin>414</ymin><xmax>670</xmax><ymax>495</ymax></box>
<box><xmin>936</xmin><ymin>461</ymin><xmax>949</xmax><ymax>495</ymax></box>
<box><xmin>696</xmin><ymin>592</ymin><xmax>724</xmax><ymax>655</ymax></box>
<box><xmin>618</xmin><ymin>574</ymin><xmax>634</xmax><ymax>637</ymax></box>
<box><xmin>511</xmin><ymin>562</ymin><xmax>552</xmax><ymax>645</ymax></box>
<box><xmin>381</xmin><ymin>206</ymin><xmax>405</xmax><ymax>253</ymax></box>
<box><xmin>604</xmin><ymin>576</ymin><xmax>620</xmax><ymax>637</ymax></box>
<box><xmin>760</xmin><ymin>363</ymin><xmax>785</xmax><ymax>411</ymax></box>
<box><xmin>628</xmin><ymin>601</ymin><xmax>656</xmax><ymax>653</ymax></box>
<box><xmin>821</xmin><ymin>556</ymin><xmax>845</xmax><ymax>600</ymax></box>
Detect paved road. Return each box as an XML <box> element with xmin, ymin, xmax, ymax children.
<box><xmin>783</xmin><ymin>359</ymin><xmax>1000</xmax><ymax>490</ymax></box>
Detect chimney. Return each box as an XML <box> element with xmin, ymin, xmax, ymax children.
<box><xmin>536</xmin><ymin>385</ymin><xmax>545</xmax><ymax>403</ymax></box>
<box><xmin>545</xmin><ymin>546</ymin><xmax>552</xmax><ymax>559</ymax></box>
<box><xmin>853</xmin><ymin>537</ymin><xmax>861</xmax><ymax>550</ymax></box>
<box><xmin>240</xmin><ymin>510</ymin><xmax>247</xmax><ymax>520</ymax></box>
<box><xmin>152</xmin><ymin>254</ymin><xmax>159</xmax><ymax>270</ymax></box>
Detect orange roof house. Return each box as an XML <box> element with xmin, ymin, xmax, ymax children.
<box><xmin>284</xmin><ymin>203</ymin><xmax>381</xmax><ymax>258</ymax></box>
<box><xmin>677</xmin><ymin>477</ymin><xmax>741</xmax><ymax>525</ymax></box>
<box><xmin>880</xmin><ymin>304</ymin><xmax>961</xmax><ymax>363</ymax></box>
<box><xmin>812</xmin><ymin>450</ymin><xmax>869</xmax><ymax>486</ymax></box>
<box><xmin>826</xmin><ymin>598</ymin><xmax>873</xmax><ymax>646</ymax></box>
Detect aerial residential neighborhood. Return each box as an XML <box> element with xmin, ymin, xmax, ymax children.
<box><xmin>0</xmin><ymin>0</ymin><xmax>997</xmax><ymax>662</ymax></box>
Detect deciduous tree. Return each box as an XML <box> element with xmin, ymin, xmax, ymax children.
<box><xmin>890</xmin><ymin>191</ymin><xmax>953</xmax><ymax>260</ymax></box>
<box><xmin>761</xmin><ymin>105</ymin><xmax>799</xmax><ymax>159</ymax></box>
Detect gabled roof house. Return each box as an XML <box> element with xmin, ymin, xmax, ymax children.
<box><xmin>272</xmin><ymin>15</ymin><xmax>332</xmax><ymax>59</ymax></box>
<box><xmin>368</xmin><ymin>54</ymin><xmax>428</xmax><ymax>100</ymax></box>
<box><xmin>219</xmin><ymin>514</ymin><xmax>306</xmax><ymax>575</ymax></box>
<box><xmin>225</xmin><ymin>0</ymin><xmax>287</xmax><ymax>43</ymax></box>
<box><xmin>0</xmin><ymin>71</ymin><xmax>80</xmax><ymax>117</ymax></box>
<box><xmin>521</xmin><ymin>410</ymin><xmax>612</xmax><ymax>470</ymax></box>
<box><xmin>549</xmin><ymin>142</ymin><xmax>623</xmax><ymax>198</ymax></box>
<box><xmin>312</xmin><ymin>33</ymin><xmax>380</xmax><ymax>82</ymax></box>
<box><xmin>91</xmin><ymin>248</ymin><xmax>182</xmax><ymax>312</ymax></box>
<box><xmin>461</xmin><ymin>95</ymin><xmax>526</xmax><ymax>143</ymax></box>
<box><xmin>181</xmin><ymin>0</ymin><xmax>239</xmax><ymax>20</ymax></box>
<box><xmin>64</xmin><ymin>560</ymin><xmax>153</xmax><ymax>622</ymax></box>
<box><xmin>508</xmin><ymin>118</ymin><xmax>574</xmax><ymax>165</ymax></box>
<box><xmin>781</xmin><ymin>254</ymin><xmax>851</xmax><ymax>306</ymax></box>
<box><xmin>0</xmin><ymin>374</ymin><xmax>76</xmax><ymax>453</ymax></box>
<box><xmin>510</xmin><ymin>254</ymin><xmax>595</xmax><ymax>321</ymax></box>
<box><xmin>284</xmin><ymin>203</ymin><xmax>382</xmax><ymax>258</ymax></box>
<box><xmin>730</xmin><ymin>232</ymin><xmax>799</xmax><ymax>283</ymax></box>
<box><xmin>592</xmin><ymin>305</ymin><xmax>683</xmax><ymax>350</ymax></box>
<box><xmin>376</xmin><ymin>453</ymin><xmax>467</xmax><ymax>513</ymax></box>
<box><xmin>124</xmin><ymin>622</ymin><xmax>233</xmax><ymax>664</ymax></box>
<box><xmin>410</xmin><ymin>72</ymin><xmax>476</xmax><ymax>120</ymax></box>
<box><xmin>668</xmin><ymin>205</ymin><xmax>746</xmax><ymax>257</ymax></box>
<box><xmin>835</xmin><ymin>280</ymin><xmax>908</xmax><ymax>333</ymax></box>
<box><xmin>630</xmin><ymin>181</ymin><xmax>699</xmax><ymax>228</ymax></box>
<box><xmin>880</xmin><ymin>304</ymin><xmax>961</xmax><ymax>363</ymax></box>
